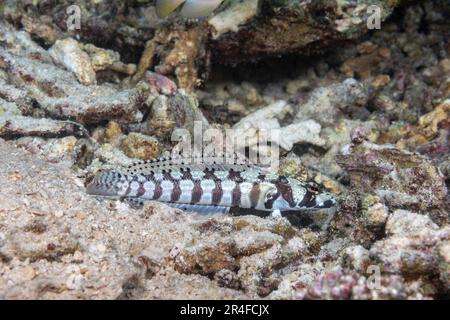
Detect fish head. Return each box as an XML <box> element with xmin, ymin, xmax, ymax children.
<box><xmin>263</xmin><ymin>177</ymin><xmax>336</xmax><ymax>211</ymax></box>
<box><xmin>291</xmin><ymin>181</ymin><xmax>336</xmax><ymax>210</ymax></box>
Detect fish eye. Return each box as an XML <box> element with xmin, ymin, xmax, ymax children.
<box><xmin>264</xmin><ymin>189</ymin><xmax>278</xmax><ymax>202</ymax></box>
<box><xmin>307</xmin><ymin>182</ymin><xmax>320</xmax><ymax>194</ymax></box>
<box><xmin>278</xmin><ymin>176</ymin><xmax>289</xmax><ymax>184</ymax></box>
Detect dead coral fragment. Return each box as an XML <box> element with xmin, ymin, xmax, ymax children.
<box><xmin>141</xmin><ymin>90</ymin><xmax>208</xmax><ymax>140</ymax></box>
<box><xmin>378</xmin><ymin>100</ymin><xmax>450</xmax><ymax>155</ymax></box>
<box><xmin>295</xmin><ymin>79</ymin><xmax>369</xmax><ymax>126</ymax></box>
<box><xmin>0</xmin><ymin>115</ymin><xmax>87</xmax><ymax>139</ymax></box>
<box><xmin>49</xmin><ymin>38</ymin><xmax>97</xmax><ymax>86</ymax></box>
<box><xmin>82</xmin><ymin>43</ymin><xmax>136</xmax><ymax>75</ymax></box>
<box><xmin>158</xmin><ymin>27</ymin><xmax>206</xmax><ymax>91</ymax></box>
<box><xmin>0</xmin><ymin>49</ymin><xmax>143</xmax><ymax>125</ymax></box>
<box><xmin>337</xmin><ymin>141</ymin><xmax>448</xmax><ymax>214</ymax></box>
<box><xmin>370</xmin><ymin>210</ymin><xmax>450</xmax><ymax>281</ymax></box>
<box><xmin>120</xmin><ymin>132</ymin><xmax>161</xmax><ymax>160</ymax></box>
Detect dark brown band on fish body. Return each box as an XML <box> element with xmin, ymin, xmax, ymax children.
<box><xmin>212</xmin><ymin>180</ymin><xmax>223</xmax><ymax>205</ymax></box>
<box><xmin>232</xmin><ymin>183</ymin><xmax>241</xmax><ymax>207</ymax></box>
<box><xmin>160</xmin><ymin>171</ymin><xmax>181</xmax><ymax>202</ymax></box>
<box><xmin>298</xmin><ymin>190</ymin><xmax>316</xmax><ymax>208</ymax></box>
<box><xmin>276</xmin><ymin>183</ymin><xmax>296</xmax><ymax>208</ymax></box>
<box><xmin>191</xmin><ymin>180</ymin><xmax>203</xmax><ymax>203</ymax></box>
<box><xmin>153</xmin><ymin>181</ymin><xmax>163</xmax><ymax>200</ymax></box>
<box><xmin>249</xmin><ymin>183</ymin><xmax>261</xmax><ymax>209</ymax></box>
<box><xmin>137</xmin><ymin>182</ymin><xmax>146</xmax><ymax>197</ymax></box>
<box><xmin>170</xmin><ymin>180</ymin><xmax>181</xmax><ymax>202</ymax></box>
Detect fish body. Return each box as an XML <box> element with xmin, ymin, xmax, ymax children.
<box><xmin>86</xmin><ymin>156</ymin><xmax>336</xmax><ymax>214</ymax></box>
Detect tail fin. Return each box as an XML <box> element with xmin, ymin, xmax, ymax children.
<box><xmin>86</xmin><ymin>170</ymin><xmax>124</xmax><ymax>196</ymax></box>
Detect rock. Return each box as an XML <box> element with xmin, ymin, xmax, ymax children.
<box><xmin>437</xmin><ymin>242</ymin><xmax>450</xmax><ymax>289</ymax></box>
<box><xmin>418</xmin><ymin>100</ymin><xmax>449</xmax><ymax>138</ymax></box>
<box><xmin>285</xmin><ymin>79</ymin><xmax>311</xmax><ymax>95</ymax></box>
<box><xmin>342</xmin><ymin>245</ymin><xmax>371</xmax><ymax>273</ymax></box>
<box><xmin>49</xmin><ymin>38</ymin><xmax>97</xmax><ymax>85</ymax></box>
<box><xmin>385</xmin><ymin>210</ymin><xmax>439</xmax><ymax>236</ymax></box>
<box><xmin>278</xmin><ymin>158</ymin><xmax>309</xmax><ymax>182</ymax></box>
<box><xmin>337</xmin><ymin>141</ymin><xmax>448</xmax><ymax>218</ymax></box>
<box><xmin>209</xmin><ymin>0</ymin><xmax>259</xmax><ymax>39</ymax></box>
<box><xmin>294</xmin><ymin>78</ymin><xmax>369</xmax><ymax>126</ymax></box>
<box><xmin>141</xmin><ymin>90</ymin><xmax>209</xmax><ymax>140</ymax></box>
<box><xmin>231</xmin><ymin>100</ymin><xmax>324</xmax><ymax>153</ymax></box>
<box><xmin>143</xmin><ymin>72</ymin><xmax>177</xmax><ymax>96</ymax></box>
<box><xmin>0</xmin><ymin>48</ymin><xmax>143</xmax><ymax>124</ymax></box>
<box><xmin>120</xmin><ymin>133</ymin><xmax>161</xmax><ymax>161</ymax></box>
<box><xmin>18</xmin><ymin>14</ymin><xmax>61</xmax><ymax>45</ymax></box>
<box><xmin>314</xmin><ymin>173</ymin><xmax>343</xmax><ymax>195</ymax></box>
<box><xmin>0</xmin><ymin>79</ymin><xmax>35</xmax><ymax>116</ymax></box>
<box><xmin>0</xmin><ymin>97</ymin><xmax>22</xmax><ymax>116</ymax></box>
<box><xmin>0</xmin><ymin>116</ymin><xmax>87</xmax><ymax>139</ymax></box>
<box><xmin>214</xmin><ymin>269</ymin><xmax>240</xmax><ymax>290</ymax></box>
<box><xmin>291</xmin><ymin>269</ymin><xmax>421</xmax><ymax>300</ymax></box>
<box><xmin>226</xmin><ymin>82</ymin><xmax>265</xmax><ymax>107</ymax></box>
<box><xmin>370</xmin><ymin>211</ymin><xmax>450</xmax><ymax>278</ymax></box>
<box><xmin>153</xmin><ymin>27</ymin><xmax>207</xmax><ymax>91</ymax></box>
<box><xmin>0</xmin><ymin>21</ymin><xmax>53</xmax><ymax>62</ymax></box>
<box><xmin>210</xmin><ymin>0</ymin><xmax>402</xmax><ymax>64</ymax></box>
<box><xmin>82</xmin><ymin>43</ymin><xmax>136</xmax><ymax>75</ymax></box>
<box><xmin>362</xmin><ymin>200</ymin><xmax>389</xmax><ymax>229</ymax></box>
<box><xmin>365</xmin><ymin>204</ymin><xmax>389</xmax><ymax>228</ymax></box>
<box><xmin>88</xmin><ymin>143</ymin><xmax>136</xmax><ymax>173</ymax></box>
<box><xmin>371</xmin><ymin>74</ymin><xmax>391</xmax><ymax>89</ymax></box>
<box><xmin>327</xmin><ymin>191</ymin><xmax>381</xmax><ymax>247</ymax></box>
<box><xmin>378</xmin><ymin>100</ymin><xmax>449</xmax><ymax>156</ymax></box>
<box><xmin>340</xmin><ymin>47</ymin><xmax>391</xmax><ymax>79</ymax></box>
<box><xmin>171</xmin><ymin>215</ymin><xmax>312</xmax><ymax>296</ymax></box>
<box><xmin>233</xmin><ymin>100</ymin><xmax>292</xmax><ymax>130</ymax></box>
<box><xmin>104</xmin><ymin>121</ymin><xmax>123</xmax><ymax>145</ymax></box>
<box><xmin>277</xmin><ymin>121</ymin><xmax>325</xmax><ymax>151</ymax></box>
<box><xmin>0</xmin><ymin>24</ymin><xmax>145</xmax><ymax>125</ymax></box>
<box><xmin>300</xmin><ymin>119</ymin><xmax>378</xmax><ymax>178</ymax></box>
<box><xmin>15</xmin><ymin>136</ymin><xmax>79</xmax><ymax>163</ymax></box>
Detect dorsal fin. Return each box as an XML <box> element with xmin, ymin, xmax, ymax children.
<box><xmin>124</xmin><ymin>154</ymin><xmax>263</xmax><ymax>175</ymax></box>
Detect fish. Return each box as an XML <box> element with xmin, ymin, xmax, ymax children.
<box><xmin>86</xmin><ymin>155</ymin><xmax>336</xmax><ymax>216</ymax></box>
<box><xmin>156</xmin><ymin>0</ymin><xmax>224</xmax><ymax>19</ymax></box>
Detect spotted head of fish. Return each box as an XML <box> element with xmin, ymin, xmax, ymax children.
<box><xmin>262</xmin><ymin>177</ymin><xmax>336</xmax><ymax>211</ymax></box>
